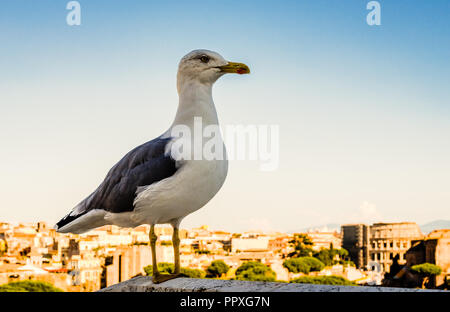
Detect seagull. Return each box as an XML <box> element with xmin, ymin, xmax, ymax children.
<box><xmin>55</xmin><ymin>49</ymin><xmax>250</xmax><ymax>283</ymax></box>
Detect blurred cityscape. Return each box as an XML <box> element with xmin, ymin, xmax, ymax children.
<box><xmin>0</xmin><ymin>221</ymin><xmax>448</xmax><ymax>291</ymax></box>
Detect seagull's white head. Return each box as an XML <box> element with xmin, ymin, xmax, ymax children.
<box><xmin>177</xmin><ymin>49</ymin><xmax>250</xmax><ymax>90</ymax></box>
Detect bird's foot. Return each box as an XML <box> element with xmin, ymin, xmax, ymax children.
<box><xmin>152</xmin><ymin>272</ymin><xmax>188</xmax><ymax>284</ymax></box>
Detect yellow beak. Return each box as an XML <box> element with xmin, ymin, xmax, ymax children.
<box><xmin>218</xmin><ymin>62</ymin><xmax>250</xmax><ymax>74</ymax></box>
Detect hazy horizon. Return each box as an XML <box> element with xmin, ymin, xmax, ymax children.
<box><xmin>1</xmin><ymin>217</ymin><xmax>448</xmax><ymax>234</ymax></box>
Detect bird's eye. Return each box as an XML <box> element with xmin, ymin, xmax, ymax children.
<box><xmin>200</xmin><ymin>56</ymin><xmax>210</xmax><ymax>63</ymax></box>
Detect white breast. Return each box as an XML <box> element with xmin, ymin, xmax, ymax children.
<box><xmin>128</xmin><ymin>151</ymin><xmax>228</xmax><ymax>226</ymax></box>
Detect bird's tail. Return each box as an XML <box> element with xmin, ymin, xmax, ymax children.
<box><xmin>54</xmin><ymin>209</ymin><xmax>108</xmax><ymax>234</ymax></box>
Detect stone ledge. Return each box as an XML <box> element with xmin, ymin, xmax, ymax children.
<box><xmin>98</xmin><ymin>276</ymin><xmax>438</xmax><ymax>292</ymax></box>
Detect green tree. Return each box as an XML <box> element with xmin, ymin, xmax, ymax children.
<box><xmin>313</xmin><ymin>247</ymin><xmax>351</xmax><ymax>266</ymax></box>
<box><xmin>0</xmin><ymin>285</ymin><xmax>27</xmax><ymax>292</ymax></box>
<box><xmin>206</xmin><ymin>260</ymin><xmax>230</xmax><ymax>278</ymax></box>
<box><xmin>411</xmin><ymin>263</ymin><xmax>442</xmax><ymax>276</ymax></box>
<box><xmin>291</xmin><ymin>275</ymin><xmax>356</xmax><ymax>286</ymax></box>
<box><xmin>181</xmin><ymin>267</ymin><xmax>205</xmax><ymax>278</ymax></box>
<box><xmin>314</xmin><ymin>249</ymin><xmax>333</xmax><ymax>266</ymax></box>
<box><xmin>235</xmin><ymin>261</ymin><xmax>276</xmax><ymax>282</ymax></box>
<box><xmin>301</xmin><ymin>257</ymin><xmax>325</xmax><ymax>272</ymax></box>
<box><xmin>337</xmin><ymin>248</ymin><xmax>349</xmax><ymax>260</ymax></box>
<box><xmin>288</xmin><ymin>234</ymin><xmax>314</xmax><ymax>258</ymax></box>
<box><xmin>144</xmin><ymin>262</ymin><xmax>172</xmax><ymax>275</ymax></box>
<box><xmin>143</xmin><ymin>263</ymin><xmax>205</xmax><ymax>279</ymax></box>
<box><xmin>283</xmin><ymin>258</ymin><xmax>311</xmax><ymax>274</ymax></box>
<box><xmin>0</xmin><ymin>280</ymin><xmax>63</xmax><ymax>292</ymax></box>
<box><xmin>283</xmin><ymin>257</ymin><xmax>325</xmax><ymax>274</ymax></box>
<box><xmin>411</xmin><ymin>263</ymin><xmax>442</xmax><ymax>289</ymax></box>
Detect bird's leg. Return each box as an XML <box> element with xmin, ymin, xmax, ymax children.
<box><xmin>173</xmin><ymin>227</ymin><xmax>181</xmax><ymax>274</ymax></box>
<box><xmin>169</xmin><ymin>226</ymin><xmax>188</xmax><ymax>278</ymax></box>
<box><xmin>149</xmin><ymin>225</ymin><xmax>160</xmax><ymax>280</ymax></box>
<box><xmin>150</xmin><ymin>224</ymin><xmax>187</xmax><ymax>284</ymax></box>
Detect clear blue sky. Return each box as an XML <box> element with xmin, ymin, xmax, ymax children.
<box><xmin>0</xmin><ymin>0</ymin><xmax>449</xmax><ymax>232</ymax></box>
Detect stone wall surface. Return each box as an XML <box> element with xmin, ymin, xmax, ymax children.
<box><xmin>98</xmin><ymin>276</ymin><xmax>440</xmax><ymax>292</ymax></box>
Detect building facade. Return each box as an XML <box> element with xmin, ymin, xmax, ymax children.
<box><xmin>105</xmin><ymin>245</ymin><xmax>152</xmax><ymax>287</ymax></box>
<box><xmin>341</xmin><ymin>222</ymin><xmax>423</xmax><ymax>272</ymax></box>
<box><xmin>406</xmin><ymin>229</ymin><xmax>450</xmax><ymax>286</ymax></box>
<box><xmin>231</xmin><ymin>237</ymin><xmax>269</xmax><ymax>253</ymax></box>
<box><xmin>369</xmin><ymin>222</ymin><xmax>423</xmax><ymax>272</ymax></box>
<box><xmin>341</xmin><ymin>224</ymin><xmax>370</xmax><ymax>269</ymax></box>
<box><xmin>307</xmin><ymin>231</ymin><xmax>342</xmax><ymax>251</ymax></box>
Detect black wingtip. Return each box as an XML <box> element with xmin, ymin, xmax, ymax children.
<box><xmin>55</xmin><ymin>211</ymin><xmax>88</xmax><ymax>231</ymax></box>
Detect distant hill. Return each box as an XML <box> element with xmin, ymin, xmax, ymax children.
<box><xmin>420</xmin><ymin>220</ymin><xmax>450</xmax><ymax>234</ymax></box>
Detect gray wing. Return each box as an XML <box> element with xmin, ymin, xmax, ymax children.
<box><xmin>56</xmin><ymin>137</ymin><xmax>177</xmax><ymax>229</ymax></box>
